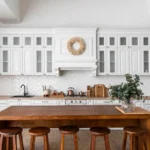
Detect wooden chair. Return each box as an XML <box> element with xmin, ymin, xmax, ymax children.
<box><xmin>122</xmin><ymin>126</ymin><xmax>147</xmax><ymax>150</ymax></box>
<box><xmin>29</xmin><ymin>127</ymin><xmax>50</xmax><ymax>150</ymax></box>
<box><xmin>0</xmin><ymin>127</ymin><xmax>24</xmax><ymax>150</ymax></box>
<box><xmin>90</xmin><ymin>127</ymin><xmax>111</xmax><ymax>150</ymax></box>
<box><xmin>59</xmin><ymin>125</ymin><xmax>79</xmax><ymax>150</ymax></box>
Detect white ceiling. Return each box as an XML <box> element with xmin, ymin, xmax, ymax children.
<box><xmin>0</xmin><ymin>0</ymin><xmax>20</xmax><ymax>23</ymax></box>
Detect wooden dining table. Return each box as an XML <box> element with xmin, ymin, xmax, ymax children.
<box><xmin>0</xmin><ymin>105</ymin><xmax>150</xmax><ymax>149</ymax></box>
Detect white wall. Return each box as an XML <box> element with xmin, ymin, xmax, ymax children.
<box><xmin>0</xmin><ymin>71</ymin><xmax>148</xmax><ymax>96</ymax></box>
<box><xmin>0</xmin><ymin>0</ymin><xmax>149</xmax><ymax>28</ymax></box>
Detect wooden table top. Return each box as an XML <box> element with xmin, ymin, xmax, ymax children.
<box><xmin>0</xmin><ymin>106</ymin><xmax>149</xmax><ymax>120</ymax></box>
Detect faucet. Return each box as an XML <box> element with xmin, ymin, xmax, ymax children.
<box><xmin>21</xmin><ymin>84</ymin><xmax>26</xmax><ymax>96</ymax></box>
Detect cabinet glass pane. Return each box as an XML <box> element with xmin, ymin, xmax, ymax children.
<box><xmin>13</xmin><ymin>37</ymin><xmax>19</xmax><ymax>45</ymax></box>
<box><xmin>36</xmin><ymin>51</ymin><xmax>42</xmax><ymax>72</ymax></box>
<box><xmin>25</xmin><ymin>37</ymin><xmax>31</xmax><ymax>45</ymax></box>
<box><xmin>143</xmin><ymin>37</ymin><xmax>149</xmax><ymax>46</ymax></box>
<box><xmin>120</xmin><ymin>37</ymin><xmax>126</xmax><ymax>45</ymax></box>
<box><xmin>47</xmin><ymin>62</ymin><xmax>52</xmax><ymax>72</ymax></box>
<box><xmin>3</xmin><ymin>37</ymin><xmax>8</xmax><ymax>45</ymax></box>
<box><xmin>37</xmin><ymin>51</ymin><xmax>41</xmax><ymax>61</ymax></box>
<box><xmin>144</xmin><ymin>51</ymin><xmax>149</xmax><ymax>72</ymax></box>
<box><xmin>47</xmin><ymin>51</ymin><xmax>52</xmax><ymax>61</ymax></box>
<box><xmin>3</xmin><ymin>51</ymin><xmax>8</xmax><ymax>61</ymax></box>
<box><xmin>99</xmin><ymin>51</ymin><xmax>104</xmax><ymax>72</ymax></box>
<box><xmin>110</xmin><ymin>62</ymin><xmax>115</xmax><ymax>73</ymax></box>
<box><xmin>132</xmin><ymin>37</ymin><xmax>138</xmax><ymax>46</ymax></box>
<box><xmin>110</xmin><ymin>37</ymin><xmax>115</xmax><ymax>45</ymax></box>
<box><xmin>3</xmin><ymin>62</ymin><xmax>8</xmax><ymax>72</ymax></box>
<box><xmin>110</xmin><ymin>51</ymin><xmax>115</xmax><ymax>73</ymax></box>
<box><xmin>99</xmin><ymin>37</ymin><xmax>104</xmax><ymax>45</ymax></box>
<box><xmin>36</xmin><ymin>37</ymin><xmax>42</xmax><ymax>45</ymax></box>
<box><xmin>47</xmin><ymin>37</ymin><xmax>52</xmax><ymax>45</ymax></box>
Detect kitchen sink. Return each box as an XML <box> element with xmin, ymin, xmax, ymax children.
<box><xmin>11</xmin><ymin>95</ymin><xmax>34</xmax><ymax>98</ymax></box>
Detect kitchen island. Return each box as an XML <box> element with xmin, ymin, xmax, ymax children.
<box><xmin>0</xmin><ymin>105</ymin><xmax>150</xmax><ymax>149</ymax></box>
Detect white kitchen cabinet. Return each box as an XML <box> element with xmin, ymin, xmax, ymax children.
<box><xmin>130</xmin><ymin>49</ymin><xmax>141</xmax><ymax>74</ymax></box>
<box><xmin>0</xmin><ymin>35</ymin><xmax>10</xmax><ymax>48</ymax></box>
<box><xmin>11</xmin><ymin>35</ymin><xmax>22</xmax><ymax>48</ymax></box>
<box><xmin>20</xmin><ymin>100</ymin><xmax>32</xmax><ymax>106</ymax></box>
<box><xmin>34</xmin><ymin>35</ymin><xmax>45</xmax><ymax>48</ymax></box>
<box><xmin>23</xmin><ymin>35</ymin><xmax>33</xmax><ymax>48</ymax></box>
<box><xmin>87</xmin><ymin>100</ymin><xmax>94</xmax><ymax>105</ymax></box>
<box><xmin>45</xmin><ymin>35</ymin><xmax>53</xmax><ymax>49</ymax></box>
<box><xmin>34</xmin><ymin>49</ymin><xmax>44</xmax><ymax>75</ymax></box>
<box><xmin>0</xmin><ymin>100</ymin><xmax>8</xmax><ymax>111</ymax></box>
<box><xmin>94</xmin><ymin>100</ymin><xmax>120</xmax><ymax>105</ymax></box>
<box><xmin>118</xmin><ymin>48</ymin><xmax>130</xmax><ymax>75</ymax></box>
<box><xmin>32</xmin><ymin>100</ymin><xmax>58</xmax><ymax>106</ymax></box>
<box><xmin>8</xmin><ymin>100</ymin><xmax>20</xmax><ymax>106</ymax></box>
<box><xmin>130</xmin><ymin>35</ymin><xmax>140</xmax><ymax>48</ymax></box>
<box><xmin>1</xmin><ymin>48</ymin><xmax>11</xmax><ymax>75</ymax></box>
<box><xmin>135</xmin><ymin>100</ymin><xmax>144</xmax><ymax>108</ymax></box>
<box><xmin>11</xmin><ymin>48</ymin><xmax>22</xmax><ymax>75</ymax></box>
<box><xmin>23</xmin><ymin>48</ymin><xmax>34</xmax><ymax>75</ymax></box>
<box><xmin>141</xmin><ymin>35</ymin><xmax>150</xmax><ymax>47</ymax></box>
<box><xmin>45</xmin><ymin>49</ymin><xmax>53</xmax><ymax>75</ymax></box>
<box><xmin>118</xmin><ymin>35</ymin><xmax>129</xmax><ymax>48</ymax></box>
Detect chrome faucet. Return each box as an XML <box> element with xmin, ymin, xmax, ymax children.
<box><xmin>21</xmin><ymin>84</ymin><xmax>26</xmax><ymax>96</ymax></box>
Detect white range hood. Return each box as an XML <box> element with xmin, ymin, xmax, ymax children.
<box><xmin>54</xmin><ymin>28</ymin><xmax>97</xmax><ymax>76</ymax></box>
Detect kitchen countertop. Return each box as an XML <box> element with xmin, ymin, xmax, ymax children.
<box><xmin>0</xmin><ymin>96</ymin><xmax>149</xmax><ymax>100</ymax></box>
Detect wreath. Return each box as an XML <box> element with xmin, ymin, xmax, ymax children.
<box><xmin>67</xmin><ymin>37</ymin><xmax>85</xmax><ymax>55</ymax></box>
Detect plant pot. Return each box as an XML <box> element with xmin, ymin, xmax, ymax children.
<box><xmin>121</xmin><ymin>100</ymin><xmax>136</xmax><ymax>112</ymax></box>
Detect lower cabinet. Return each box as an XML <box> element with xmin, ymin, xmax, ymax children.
<box><xmin>0</xmin><ymin>100</ymin><xmax>8</xmax><ymax>111</ymax></box>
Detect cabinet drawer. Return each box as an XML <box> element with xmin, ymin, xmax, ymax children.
<box><xmin>8</xmin><ymin>100</ymin><xmax>20</xmax><ymax>106</ymax></box>
<box><xmin>32</xmin><ymin>100</ymin><xmax>57</xmax><ymax>105</ymax></box>
<box><xmin>0</xmin><ymin>100</ymin><xmax>7</xmax><ymax>104</ymax></box>
<box><xmin>94</xmin><ymin>100</ymin><xmax>120</xmax><ymax>105</ymax></box>
<box><xmin>20</xmin><ymin>100</ymin><xmax>32</xmax><ymax>106</ymax></box>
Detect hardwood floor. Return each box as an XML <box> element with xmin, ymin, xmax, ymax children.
<box><xmin>21</xmin><ymin>129</ymin><xmax>130</xmax><ymax>150</ymax></box>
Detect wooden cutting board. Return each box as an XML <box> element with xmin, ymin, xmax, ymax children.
<box><xmin>95</xmin><ymin>84</ymin><xmax>105</xmax><ymax>97</ymax></box>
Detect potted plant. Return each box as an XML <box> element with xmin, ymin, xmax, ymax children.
<box><xmin>109</xmin><ymin>74</ymin><xmax>144</xmax><ymax>111</ymax></box>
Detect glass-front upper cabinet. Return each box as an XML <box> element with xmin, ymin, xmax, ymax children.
<box><xmin>108</xmin><ymin>50</ymin><xmax>117</xmax><ymax>75</ymax></box>
<box><xmin>23</xmin><ymin>35</ymin><xmax>33</xmax><ymax>48</ymax></box>
<box><xmin>141</xmin><ymin>35</ymin><xmax>150</xmax><ymax>47</ymax></box>
<box><xmin>1</xmin><ymin>48</ymin><xmax>10</xmax><ymax>74</ymax></box>
<box><xmin>45</xmin><ymin>35</ymin><xmax>53</xmax><ymax>48</ymax></box>
<box><xmin>34</xmin><ymin>35</ymin><xmax>44</xmax><ymax>48</ymax></box>
<box><xmin>45</xmin><ymin>49</ymin><xmax>53</xmax><ymax>75</ymax></box>
<box><xmin>98</xmin><ymin>51</ymin><xmax>106</xmax><ymax>75</ymax></box>
<box><xmin>0</xmin><ymin>35</ymin><xmax>10</xmax><ymax>48</ymax></box>
<box><xmin>11</xmin><ymin>35</ymin><xmax>22</xmax><ymax>48</ymax></box>
<box><xmin>118</xmin><ymin>35</ymin><xmax>129</xmax><ymax>48</ymax></box>
<box><xmin>34</xmin><ymin>49</ymin><xmax>44</xmax><ymax>75</ymax></box>
<box><xmin>129</xmin><ymin>35</ymin><xmax>140</xmax><ymax>48</ymax></box>
<box><xmin>98</xmin><ymin>35</ymin><xmax>106</xmax><ymax>49</ymax></box>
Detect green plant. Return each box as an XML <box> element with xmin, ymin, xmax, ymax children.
<box><xmin>109</xmin><ymin>74</ymin><xmax>144</xmax><ymax>104</ymax></box>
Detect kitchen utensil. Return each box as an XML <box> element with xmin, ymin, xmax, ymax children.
<box><xmin>67</xmin><ymin>87</ymin><xmax>74</xmax><ymax>96</ymax></box>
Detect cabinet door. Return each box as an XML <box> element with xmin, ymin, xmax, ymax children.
<box><xmin>45</xmin><ymin>49</ymin><xmax>53</xmax><ymax>75</ymax></box>
<box><xmin>130</xmin><ymin>35</ymin><xmax>140</xmax><ymax>48</ymax></box>
<box><xmin>98</xmin><ymin>50</ymin><xmax>107</xmax><ymax>75</ymax></box>
<box><xmin>20</xmin><ymin>100</ymin><xmax>32</xmax><ymax>106</ymax></box>
<box><xmin>141</xmin><ymin>50</ymin><xmax>150</xmax><ymax>75</ymax></box>
<box><xmin>98</xmin><ymin>35</ymin><xmax>107</xmax><ymax>49</ymax></box>
<box><xmin>118</xmin><ymin>35</ymin><xmax>129</xmax><ymax>48</ymax></box>
<box><xmin>45</xmin><ymin>35</ymin><xmax>53</xmax><ymax>48</ymax></box>
<box><xmin>0</xmin><ymin>35</ymin><xmax>10</xmax><ymax>48</ymax></box>
<box><xmin>11</xmin><ymin>35</ymin><xmax>22</xmax><ymax>48</ymax></box>
<box><xmin>118</xmin><ymin>48</ymin><xmax>130</xmax><ymax>75</ymax></box>
<box><xmin>34</xmin><ymin>35</ymin><xmax>44</xmax><ymax>48</ymax></box>
<box><xmin>1</xmin><ymin>48</ymin><xmax>11</xmax><ymax>75</ymax></box>
<box><xmin>23</xmin><ymin>48</ymin><xmax>34</xmax><ymax>75</ymax></box>
<box><xmin>11</xmin><ymin>48</ymin><xmax>22</xmax><ymax>75</ymax></box>
<box><xmin>107</xmin><ymin>35</ymin><xmax>117</xmax><ymax>48</ymax></box>
<box><xmin>108</xmin><ymin>49</ymin><xmax>117</xmax><ymax>75</ymax></box>
<box><xmin>8</xmin><ymin>100</ymin><xmax>20</xmax><ymax>106</ymax></box>
<box><xmin>34</xmin><ymin>48</ymin><xmax>44</xmax><ymax>75</ymax></box>
<box><xmin>130</xmin><ymin>49</ymin><xmax>141</xmax><ymax>74</ymax></box>
<box><xmin>0</xmin><ymin>100</ymin><xmax>8</xmax><ymax>111</ymax></box>
<box><xmin>23</xmin><ymin>35</ymin><xmax>33</xmax><ymax>48</ymax></box>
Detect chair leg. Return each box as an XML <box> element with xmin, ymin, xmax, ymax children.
<box><xmin>60</xmin><ymin>134</ymin><xmax>64</xmax><ymax>150</ymax></box>
<box><xmin>142</xmin><ymin>134</ymin><xmax>147</xmax><ymax>150</ymax></box>
<box><xmin>74</xmin><ymin>133</ymin><xmax>78</xmax><ymax>150</ymax></box>
<box><xmin>104</xmin><ymin>135</ymin><xmax>111</xmax><ymax>150</ymax></box>
<box><xmin>18</xmin><ymin>133</ymin><xmax>24</xmax><ymax>150</ymax></box>
<box><xmin>135</xmin><ymin>136</ymin><xmax>138</xmax><ymax>150</ymax></box>
<box><xmin>6</xmin><ymin>137</ymin><xmax>9</xmax><ymax>150</ymax></box>
<box><xmin>13</xmin><ymin>135</ymin><xmax>17</xmax><ymax>150</ymax></box>
<box><xmin>90</xmin><ymin>135</ymin><xmax>96</xmax><ymax>150</ymax></box>
<box><xmin>30</xmin><ymin>135</ymin><xmax>35</xmax><ymax>150</ymax></box>
<box><xmin>0</xmin><ymin>135</ymin><xmax>4</xmax><ymax>150</ymax></box>
<box><xmin>130</xmin><ymin>135</ymin><xmax>133</xmax><ymax>150</ymax></box>
<box><xmin>44</xmin><ymin>134</ymin><xmax>50</xmax><ymax>150</ymax></box>
<box><xmin>122</xmin><ymin>132</ymin><xmax>127</xmax><ymax>150</ymax></box>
